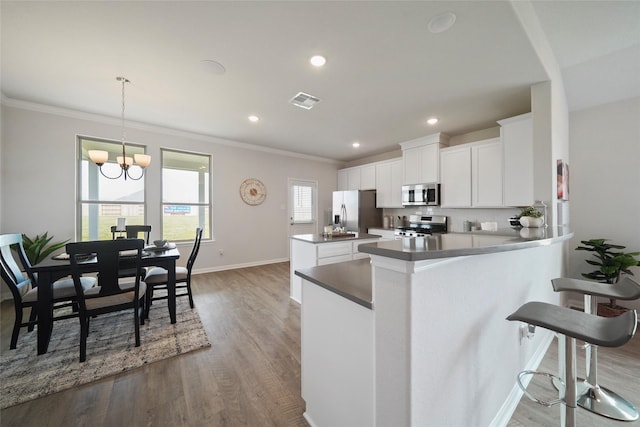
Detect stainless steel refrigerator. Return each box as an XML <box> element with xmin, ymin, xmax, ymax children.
<box><xmin>332</xmin><ymin>190</ymin><xmax>382</xmax><ymax>233</ymax></box>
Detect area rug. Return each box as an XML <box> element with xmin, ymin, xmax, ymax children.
<box><xmin>0</xmin><ymin>297</ymin><xmax>211</xmax><ymax>409</ymax></box>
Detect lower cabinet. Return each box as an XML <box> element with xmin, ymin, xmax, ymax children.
<box><xmin>367</xmin><ymin>228</ymin><xmax>396</xmax><ymax>241</ymax></box>
<box><xmin>290</xmin><ymin>238</ymin><xmax>379</xmax><ymax>303</ymax></box>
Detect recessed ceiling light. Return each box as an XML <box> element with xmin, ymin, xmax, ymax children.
<box><xmin>428</xmin><ymin>12</ymin><xmax>456</xmax><ymax>34</ymax></box>
<box><xmin>248</xmin><ymin>115</ymin><xmax>260</xmax><ymax>122</ymax></box>
<box><xmin>310</xmin><ymin>55</ymin><xmax>327</xmax><ymax>67</ymax></box>
<box><xmin>200</xmin><ymin>59</ymin><xmax>226</xmax><ymax>75</ymax></box>
<box><xmin>352</xmin><ymin>142</ymin><xmax>360</xmax><ymax>148</ymax></box>
<box><xmin>427</xmin><ymin>117</ymin><xmax>439</xmax><ymax>125</ymax></box>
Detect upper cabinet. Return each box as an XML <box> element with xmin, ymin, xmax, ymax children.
<box><xmin>337</xmin><ymin>164</ymin><xmax>376</xmax><ymax>191</ymax></box>
<box><xmin>440</xmin><ymin>145</ymin><xmax>471</xmax><ymax>207</ymax></box>
<box><xmin>375</xmin><ymin>158</ymin><xmax>403</xmax><ymax>208</ymax></box>
<box><xmin>400</xmin><ymin>133</ymin><xmax>450</xmax><ymax>185</ymax></box>
<box><xmin>498</xmin><ymin>113</ymin><xmax>533</xmax><ymax>207</ymax></box>
<box><xmin>440</xmin><ymin>138</ymin><xmax>503</xmax><ymax>208</ymax></box>
<box><xmin>472</xmin><ymin>139</ymin><xmax>503</xmax><ymax>207</ymax></box>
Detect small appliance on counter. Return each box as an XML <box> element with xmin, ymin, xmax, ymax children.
<box><xmin>394</xmin><ymin>215</ymin><xmax>448</xmax><ymax>239</ymax></box>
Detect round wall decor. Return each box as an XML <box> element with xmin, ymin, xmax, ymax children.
<box><xmin>240</xmin><ymin>178</ymin><xmax>266</xmax><ymax>205</ymax></box>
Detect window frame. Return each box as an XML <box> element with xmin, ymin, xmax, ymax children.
<box><xmin>160</xmin><ymin>148</ymin><xmax>212</xmax><ymax>242</ymax></box>
<box><xmin>290</xmin><ymin>180</ymin><xmax>316</xmax><ymax>225</ymax></box>
<box><xmin>76</xmin><ymin>135</ymin><xmax>148</xmax><ymax>241</ymax></box>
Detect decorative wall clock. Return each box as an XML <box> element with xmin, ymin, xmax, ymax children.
<box><xmin>240</xmin><ymin>178</ymin><xmax>266</xmax><ymax>205</ymax></box>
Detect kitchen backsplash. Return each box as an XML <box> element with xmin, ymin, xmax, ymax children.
<box><xmin>382</xmin><ymin>207</ymin><xmax>522</xmax><ymax>232</ymax></box>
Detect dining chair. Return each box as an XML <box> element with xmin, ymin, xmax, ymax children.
<box><xmin>67</xmin><ymin>238</ymin><xmax>147</xmax><ymax>362</ymax></box>
<box><xmin>0</xmin><ymin>233</ymin><xmax>96</xmax><ymax>349</ymax></box>
<box><xmin>111</xmin><ymin>225</ymin><xmax>151</xmax><ymax>278</ymax></box>
<box><xmin>144</xmin><ymin>228</ymin><xmax>202</xmax><ymax>319</ymax></box>
<box><xmin>110</xmin><ymin>225</ymin><xmax>151</xmax><ymax>244</ymax></box>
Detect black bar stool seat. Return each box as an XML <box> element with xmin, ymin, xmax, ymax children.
<box><xmin>507</xmin><ymin>301</ymin><xmax>637</xmax><ymax>427</ymax></box>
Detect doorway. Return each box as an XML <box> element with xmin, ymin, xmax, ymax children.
<box><xmin>288</xmin><ymin>179</ymin><xmax>318</xmax><ymax>243</ymax></box>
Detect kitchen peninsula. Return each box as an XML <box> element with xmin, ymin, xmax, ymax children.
<box><xmin>295</xmin><ymin>227</ymin><xmax>573</xmax><ymax>427</ymax></box>
<box><xmin>289</xmin><ymin>233</ymin><xmax>380</xmax><ymax>303</ymax></box>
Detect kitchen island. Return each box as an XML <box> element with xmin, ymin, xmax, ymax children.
<box><xmin>289</xmin><ymin>232</ymin><xmax>380</xmax><ymax>303</ymax></box>
<box><xmin>295</xmin><ymin>227</ymin><xmax>573</xmax><ymax>427</ymax></box>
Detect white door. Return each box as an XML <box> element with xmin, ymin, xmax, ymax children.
<box><xmin>288</xmin><ymin>178</ymin><xmax>318</xmax><ymax>241</ymax></box>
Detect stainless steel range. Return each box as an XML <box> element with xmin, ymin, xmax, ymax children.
<box><xmin>394</xmin><ymin>215</ymin><xmax>448</xmax><ymax>238</ymax></box>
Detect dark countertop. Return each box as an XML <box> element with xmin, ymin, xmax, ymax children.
<box><xmin>359</xmin><ymin>226</ymin><xmax>573</xmax><ymax>261</ymax></box>
<box><xmin>295</xmin><ymin>258</ymin><xmax>372</xmax><ymax>309</ymax></box>
<box><xmin>291</xmin><ymin>232</ymin><xmax>381</xmax><ymax>244</ymax></box>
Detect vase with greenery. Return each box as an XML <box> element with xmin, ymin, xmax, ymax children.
<box><xmin>21</xmin><ymin>233</ymin><xmax>69</xmax><ymax>265</ymax></box>
<box><xmin>576</xmin><ymin>238</ymin><xmax>640</xmax><ymax>308</ymax></box>
<box><xmin>518</xmin><ymin>206</ymin><xmax>544</xmax><ymax>228</ymax></box>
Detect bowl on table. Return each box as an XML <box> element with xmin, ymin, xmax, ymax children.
<box><xmin>153</xmin><ymin>240</ymin><xmax>167</xmax><ymax>248</ymax></box>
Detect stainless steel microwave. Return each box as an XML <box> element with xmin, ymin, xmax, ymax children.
<box><xmin>402</xmin><ymin>183</ymin><xmax>440</xmax><ymax>206</ymax></box>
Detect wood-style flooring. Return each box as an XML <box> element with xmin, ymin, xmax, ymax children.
<box><xmin>1</xmin><ymin>261</ymin><xmax>639</xmax><ymax>426</ymax></box>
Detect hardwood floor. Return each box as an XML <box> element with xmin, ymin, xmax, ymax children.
<box><xmin>1</xmin><ymin>262</ymin><xmax>638</xmax><ymax>426</ymax></box>
<box><xmin>1</xmin><ymin>262</ymin><xmax>307</xmax><ymax>427</ymax></box>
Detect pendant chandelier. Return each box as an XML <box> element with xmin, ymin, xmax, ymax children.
<box><xmin>88</xmin><ymin>77</ymin><xmax>151</xmax><ymax>180</ymax></box>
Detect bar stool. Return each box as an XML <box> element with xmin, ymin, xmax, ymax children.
<box><xmin>552</xmin><ymin>276</ymin><xmax>640</xmax><ymax>421</ymax></box>
<box><xmin>507</xmin><ymin>301</ymin><xmax>637</xmax><ymax>427</ymax></box>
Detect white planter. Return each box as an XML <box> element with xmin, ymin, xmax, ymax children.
<box><xmin>519</xmin><ymin>216</ymin><xmax>544</xmax><ymax>228</ymax></box>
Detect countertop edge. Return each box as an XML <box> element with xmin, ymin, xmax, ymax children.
<box><xmin>291</xmin><ymin>233</ymin><xmax>380</xmax><ymax>244</ymax></box>
<box><xmin>359</xmin><ymin>230</ymin><xmax>574</xmax><ymax>261</ymax></box>
<box><xmin>295</xmin><ymin>259</ymin><xmax>373</xmax><ymax>309</ymax></box>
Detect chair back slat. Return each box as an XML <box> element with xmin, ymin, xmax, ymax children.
<box><xmin>110</xmin><ymin>225</ymin><xmax>151</xmax><ymax>245</ymax></box>
<box><xmin>0</xmin><ymin>234</ymin><xmax>33</xmax><ymax>300</ymax></box>
<box><xmin>186</xmin><ymin>228</ymin><xmax>203</xmax><ymax>273</ymax></box>
<box><xmin>67</xmin><ymin>239</ymin><xmax>144</xmax><ymax>299</ymax></box>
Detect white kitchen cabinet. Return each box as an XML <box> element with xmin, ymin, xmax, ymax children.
<box><xmin>375</xmin><ymin>158</ymin><xmax>403</xmax><ymax>208</ymax></box>
<box><xmin>347</xmin><ymin>168</ymin><xmax>361</xmax><ymax>190</ymax></box>
<box><xmin>337</xmin><ymin>169</ymin><xmax>349</xmax><ymax>191</ymax></box>
<box><xmin>472</xmin><ymin>139</ymin><xmax>503</xmax><ymax>206</ymax></box>
<box><xmin>440</xmin><ymin>145</ymin><xmax>472</xmax><ymax>207</ymax></box>
<box><xmin>360</xmin><ymin>164</ymin><xmax>376</xmax><ymax>190</ymax></box>
<box><xmin>440</xmin><ymin>138</ymin><xmax>502</xmax><ymax>207</ymax></box>
<box><xmin>337</xmin><ymin>164</ymin><xmax>376</xmax><ymax>191</ymax></box>
<box><xmin>499</xmin><ymin>113</ymin><xmax>533</xmax><ymax>207</ymax></box>
<box><xmin>399</xmin><ymin>133</ymin><xmax>449</xmax><ymax>185</ymax></box>
<box><xmin>367</xmin><ymin>228</ymin><xmax>395</xmax><ymax>241</ymax></box>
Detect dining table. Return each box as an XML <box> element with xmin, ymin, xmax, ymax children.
<box><xmin>30</xmin><ymin>245</ymin><xmax>180</xmax><ymax>355</ymax></box>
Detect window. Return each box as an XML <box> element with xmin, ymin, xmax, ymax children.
<box><xmin>161</xmin><ymin>149</ymin><xmax>211</xmax><ymax>241</ymax></box>
<box><xmin>291</xmin><ymin>183</ymin><xmax>314</xmax><ymax>223</ymax></box>
<box><xmin>77</xmin><ymin>136</ymin><xmax>147</xmax><ymax>241</ymax></box>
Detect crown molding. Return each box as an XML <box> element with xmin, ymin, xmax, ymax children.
<box><xmin>1</xmin><ymin>94</ymin><xmax>340</xmax><ymax>165</ymax></box>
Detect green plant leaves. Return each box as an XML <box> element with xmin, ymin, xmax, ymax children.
<box><xmin>577</xmin><ymin>239</ymin><xmax>639</xmax><ymax>285</ymax></box>
<box><xmin>21</xmin><ymin>232</ymin><xmax>69</xmax><ymax>265</ymax></box>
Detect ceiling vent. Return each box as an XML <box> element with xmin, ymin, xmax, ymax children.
<box><xmin>289</xmin><ymin>92</ymin><xmax>321</xmax><ymax>110</ymax></box>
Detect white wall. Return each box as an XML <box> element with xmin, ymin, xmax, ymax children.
<box><xmin>0</xmin><ymin>103</ymin><xmax>338</xmax><ymax>276</ymax></box>
<box><xmin>567</xmin><ymin>96</ymin><xmax>640</xmax><ymax>311</ymax></box>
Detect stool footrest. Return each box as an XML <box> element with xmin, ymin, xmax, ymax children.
<box><xmin>517</xmin><ymin>370</ymin><xmax>565</xmax><ymax>408</ymax></box>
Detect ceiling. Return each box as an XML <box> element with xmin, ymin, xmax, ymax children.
<box><xmin>2</xmin><ymin>1</ymin><xmax>639</xmax><ymax>162</ymax></box>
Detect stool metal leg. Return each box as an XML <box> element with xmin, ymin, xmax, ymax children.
<box><xmin>560</xmin><ymin>335</ymin><xmax>577</xmax><ymax>427</ymax></box>
<box><xmin>576</xmin><ymin>294</ymin><xmax>640</xmax><ymax>421</ymax></box>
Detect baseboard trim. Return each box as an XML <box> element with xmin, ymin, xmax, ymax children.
<box><xmin>489</xmin><ymin>330</ymin><xmax>555</xmax><ymax>427</ymax></box>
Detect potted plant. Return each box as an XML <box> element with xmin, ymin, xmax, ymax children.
<box><xmin>22</xmin><ymin>232</ymin><xmax>68</xmax><ymax>265</ymax></box>
<box><xmin>576</xmin><ymin>238</ymin><xmax>640</xmax><ymax>316</ymax></box>
<box><xmin>518</xmin><ymin>206</ymin><xmax>544</xmax><ymax>228</ymax></box>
